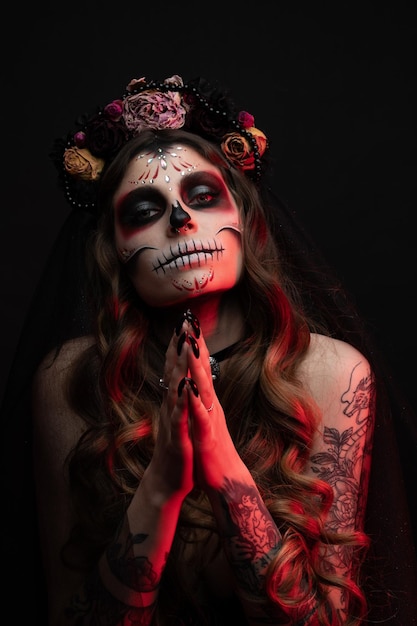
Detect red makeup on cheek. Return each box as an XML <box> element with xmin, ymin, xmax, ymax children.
<box><xmin>117</xmin><ymin>222</ymin><xmax>134</xmax><ymax>240</ymax></box>
<box><xmin>114</xmin><ymin>192</ymin><xmax>132</xmax><ymax>238</ymax></box>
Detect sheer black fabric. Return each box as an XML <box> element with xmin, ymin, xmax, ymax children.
<box><xmin>1</xmin><ymin>186</ymin><xmax>416</xmax><ymax>623</ymax></box>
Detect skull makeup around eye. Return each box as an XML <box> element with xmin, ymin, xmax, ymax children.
<box><xmin>113</xmin><ymin>146</ymin><xmax>244</xmax><ymax>307</ymax></box>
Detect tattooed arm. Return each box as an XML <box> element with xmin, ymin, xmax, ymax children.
<box><xmin>33</xmin><ymin>330</ymin><xmax>194</xmax><ymax>626</ymax></box>
<box><xmin>62</xmin><ymin>477</ymin><xmax>186</xmax><ymax>626</ymax></box>
<box><xmin>187</xmin><ymin>331</ymin><xmax>375</xmax><ymax>625</ymax></box>
<box><xmin>301</xmin><ymin>334</ymin><xmax>376</xmax><ymax>622</ymax></box>
<box><xmin>185</xmin><ymin>330</ymin><xmax>291</xmax><ymax>624</ymax></box>
<box><xmin>207</xmin><ymin>478</ymin><xmax>289</xmax><ymax>624</ymax></box>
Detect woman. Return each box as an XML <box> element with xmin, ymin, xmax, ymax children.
<box><xmin>2</xmin><ymin>74</ymin><xmax>416</xmax><ymax>625</ymax></box>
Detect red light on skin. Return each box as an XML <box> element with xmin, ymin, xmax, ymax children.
<box><xmin>112</xmin><ymin>146</ymin><xmax>243</xmax><ymax>308</ymax></box>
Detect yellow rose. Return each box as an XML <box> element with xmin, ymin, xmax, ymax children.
<box><xmin>63</xmin><ymin>147</ymin><xmax>105</xmax><ymax>181</ymax></box>
<box><xmin>221</xmin><ymin>127</ymin><xmax>267</xmax><ymax>171</ymax></box>
<box><xmin>248</xmin><ymin>127</ymin><xmax>267</xmax><ymax>157</ymax></box>
<box><xmin>221</xmin><ymin>132</ymin><xmax>253</xmax><ymax>170</ymax></box>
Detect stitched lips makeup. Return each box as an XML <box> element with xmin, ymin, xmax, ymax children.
<box><xmin>113</xmin><ymin>146</ymin><xmax>243</xmax><ymax>303</ymax></box>
<box><xmin>152</xmin><ymin>238</ymin><xmax>225</xmax><ymax>272</ymax></box>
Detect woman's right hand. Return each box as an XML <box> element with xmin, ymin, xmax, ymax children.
<box><xmin>144</xmin><ymin>322</ymin><xmax>195</xmax><ymax>501</ymax></box>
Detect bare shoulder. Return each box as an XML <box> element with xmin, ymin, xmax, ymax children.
<box><xmin>298</xmin><ymin>333</ymin><xmax>374</xmax><ymax>430</ymax></box>
<box><xmin>33</xmin><ymin>334</ymin><xmax>95</xmax><ymax>406</ymax></box>
<box><xmin>300</xmin><ymin>332</ymin><xmax>372</xmax><ymax>382</ymax></box>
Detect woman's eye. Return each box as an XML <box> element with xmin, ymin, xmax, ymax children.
<box><xmin>187</xmin><ymin>186</ymin><xmax>219</xmax><ymax>208</ymax></box>
<box><xmin>119</xmin><ymin>202</ymin><xmax>162</xmax><ymax>229</ymax></box>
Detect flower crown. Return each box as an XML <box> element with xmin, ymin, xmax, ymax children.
<box><xmin>51</xmin><ymin>74</ymin><xmax>269</xmax><ymax>210</ymax></box>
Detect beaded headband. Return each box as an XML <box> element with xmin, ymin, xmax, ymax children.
<box><xmin>50</xmin><ymin>74</ymin><xmax>269</xmax><ymax>210</ymax></box>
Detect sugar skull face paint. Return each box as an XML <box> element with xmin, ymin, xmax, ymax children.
<box><xmin>114</xmin><ymin>146</ymin><xmax>243</xmax><ymax>307</ymax></box>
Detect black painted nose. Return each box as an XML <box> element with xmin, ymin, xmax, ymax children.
<box><xmin>170</xmin><ymin>201</ymin><xmax>191</xmax><ymax>229</ymax></box>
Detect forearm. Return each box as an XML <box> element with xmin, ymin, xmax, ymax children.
<box><xmin>208</xmin><ymin>477</ymin><xmax>346</xmax><ymax>625</ymax></box>
<box><xmin>60</xmin><ymin>474</ymin><xmax>184</xmax><ymax>626</ymax></box>
<box><xmin>207</xmin><ymin>474</ymin><xmax>290</xmax><ymax>624</ymax></box>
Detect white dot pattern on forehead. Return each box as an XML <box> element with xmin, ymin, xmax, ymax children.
<box><xmin>129</xmin><ymin>146</ymin><xmax>197</xmax><ymax>185</ymax></box>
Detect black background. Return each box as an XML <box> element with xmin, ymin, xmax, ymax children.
<box><xmin>2</xmin><ymin>1</ymin><xmax>416</xmax><ymax>413</ymax></box>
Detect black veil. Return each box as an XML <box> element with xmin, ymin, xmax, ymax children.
<box><xmin>1</xmin><ymin>172</ymin><xmax>416</xmax><ymax>623</ymax></box>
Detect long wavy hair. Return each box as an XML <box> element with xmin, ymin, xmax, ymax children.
<box><xmin>63</xmin><ymin>129</ymin><xmax>369</xmax><ymax>624</ymax></box>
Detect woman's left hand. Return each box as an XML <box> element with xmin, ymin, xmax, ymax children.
<box><xmin>181</xmin><ymin>319</ymin><xmax>248</xmax><ymax>490</ymax></box>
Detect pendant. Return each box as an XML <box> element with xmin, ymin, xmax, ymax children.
<box><xmin>209</xmin><ymin>355</ymin><xmax>221</xmax><ymax>381</ymax></box>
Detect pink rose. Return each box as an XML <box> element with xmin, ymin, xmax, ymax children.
<box><xmin>238</xmin><ymin>111</ymin><xmax>255</xmax><ymax>129</ymax></box>
<box><xmin>122</xmin><ymin>89</ymin><xmax>187</xmax><ymax>135</ymax></box>
<box><xmin>163</xmin><ymin>74</ymin><xmax>184</xmax><ymax>88</ymax></box>
<box><xmin>104</xmin><ymin>99</ymin><xmax>124</xmax><ymax>121</ymax></box>
<box><xmin>126</xmin><ymin>76</ymin><xmax>147</xmax><ymax>93</ymax></box>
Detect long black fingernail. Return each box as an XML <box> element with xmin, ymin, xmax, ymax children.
<box><xmin>186</xmin><ymin>377</ymin><xmax>199</xmax><ymax>397</ymax></box>
<box><xmin>185</xmin><ymin>309</ymin><xmax>201</xmax><ymax>338</ymax></box>
<box><xmin>177</xmin><ymin>331</ymin><xmax>186</xmax><ymax>355</ymax></box>
<box><xmin>189</xmin><ymin>335</ymin><xmax>200</xmax><ymax>358</ymax></box>
<box><xmin>178</xmin><ymin>377</ymin><xmax>186</xmax><ymax>397</ymax></box>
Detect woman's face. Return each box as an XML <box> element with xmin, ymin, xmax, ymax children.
<box><xmin>113</xmin><ymin>144</ymin><xmax>243</xmax><ymax>307</ymax></box>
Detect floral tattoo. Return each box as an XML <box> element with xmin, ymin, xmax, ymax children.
<box><xmin>219</xmin><ymin>479</ymin><xmax>281</xmax><ymax>593</ymax></box>
<box><xmin>310</xmin><ymin>363</ymin><xmax>375</xmax><ymax>570</ymax></box>
<box><xmin>65</xmin><ymin>517</ymin><xmax>160</xmax><ymax>624</ymax></box>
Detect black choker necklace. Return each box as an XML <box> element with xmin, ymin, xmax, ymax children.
<box><xmin>209</xmin><ymin>342</ymin><xmax>239</xmax><ymax>381</ymax></box>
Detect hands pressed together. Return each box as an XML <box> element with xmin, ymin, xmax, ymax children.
<box><xmin>151</xmin><ymin>310</ymin><xmax>242</xmax><ymax>500</ymax></box>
